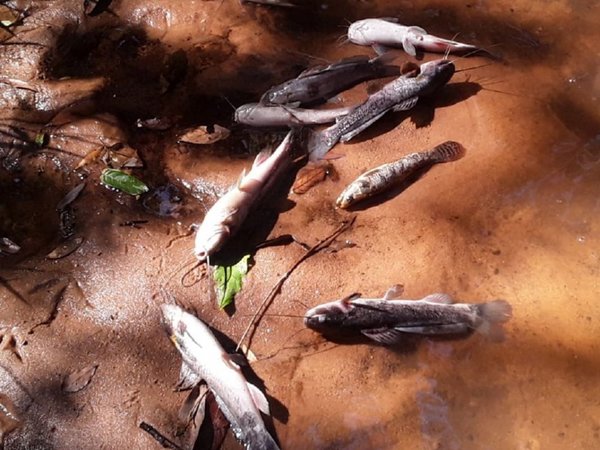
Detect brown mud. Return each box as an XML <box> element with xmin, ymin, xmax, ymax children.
<box><xmin>1</xmin><ymin>0</ymin><xmax>599</xmax><ymax>449</ymax></box>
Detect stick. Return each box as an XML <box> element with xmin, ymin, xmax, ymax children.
<box><xmin>139</xmin><ymin>422</ymin><xmax>184</xmax><ymax>450</ymax></box>
<box><xmin>236</xmin><ymin>216</ymin><xmax>356</xmax><ymax>352</ymax></box>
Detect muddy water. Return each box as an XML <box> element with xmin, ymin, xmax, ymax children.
<box><xmin>1</xmin><ymin>0</ymin><xmax>599</xmax><ymax>449</ymax></box>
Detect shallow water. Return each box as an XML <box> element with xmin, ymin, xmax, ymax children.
<box><xmin>1</xmin><ymin>0</ymin><xmax>599</xmax><ymax>449</ymax></box>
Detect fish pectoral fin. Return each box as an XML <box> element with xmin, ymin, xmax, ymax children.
<box><xmin>176</xmin><ymin>362</ymin><xmax>202</xmax><ymax>391</ymax></box>
<box><xmin>392</xmin><ymin>96</ymin><xmax>419</xmax><ymax>112</ymax></box>
<box><xmin>421</xmin><ymin>293</ymin><xmax>454</xmax><ymax>304</ymax></box>
<box><xmin>361</xmin><ymin>327</ymin><xmax>406</xmax><ymax>345</ymax></box>
<box><xmin>376</xmin><ymin>17</ymin><xmax>400</xmax><ymax>23</ymax></box>
<box><xmin>383</xmin><ymin>284</ymin><xmax>404</xmax><ymax>300</ymax></box>
<box><xmin>340</xmin><ymin>110</ymin><xmax>390</xmax><ymax>142</ymax></box>
<box><xmin>372</xmin><ymin>43</ymin><xmax>395</xmax><ymax>56</ymax></box>
<box><xmin>227</xmin><ymin>352</ymin><xmax>248</xmax><ymax>368</ymax></box>
<box><xmin>247</xmin><ymin>382</ymin><xmax>270</xmax><ymax>415</ymax></box>
<box><xmin>401</xmin><ymin>38</ymin><xmax>417</xmax><ymax>56</ymax></box>
<box><xmin>252</xmin><ymin>150</ymin><xmax>272</xmax><ymax>169</ymax></box>
<box><xmin>395</xmin><ymin>323</ymin><xmax>471</xmax><ymax>335</ymax></box>
<box><xmin>408</xmin><ymin>26</ymin><xmax>427</xmax><ymax>36</ymax></box>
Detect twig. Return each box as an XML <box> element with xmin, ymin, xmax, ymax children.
<box><xmin>139</xmin><ymin>422</ymin><xmax>184</xmax><ymax>450</ymax></box>
<box><xmin>236</xmin><ymin>216</ymin><xmax>356</xmax><ymax>352</ymax></box>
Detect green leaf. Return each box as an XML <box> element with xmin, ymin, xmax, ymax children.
<box><xmin>213</xmin><ymin>254</ymin><xmax>251</xmax><ymax>309</ymax></box>
<box><xmin>34</xmin><ymin>132</ymin><xmax>48</xmax><ymax>147</ymax></box>
<box><xmin>100</xmin><ymin>169</ymin><xmax>149</xmax><ymax>195</ymax></box>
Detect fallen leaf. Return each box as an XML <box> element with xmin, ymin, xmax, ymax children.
<box><xmin>292</xmin><ymin>162</ymin><xmax>329</xmax><ymax>194</ymax></box>
<box><xmin>56</xmin><ymin>183</ymin><xmax>85</xmax><ymax>211</ymax></box>
<box><xmin>239</xmin><ymin>344</ymin><xmax>258</xmax><ymax>363</ymax></box>
<box><xmin>213</xmin><ymin>254</ymin><xmax>251</xmax><ymax>309</ymax></box>
<box><xmin>100</xmin><ymin>169</ymin><xmax>149</xmax><ymax>195</ymax></box>
<box><xmin>178</xmin><ymin>125</ymin><xmax>230</xmax><ymax>145</ymax></box>
<box><xmin>62</xmin><ymin>364</ymin><xmax>98</xmax><ymax>393</ymax></box>
<box><xmin>76</xmin><ymin>148</ymin><xmax>103</xmax><ymax>169</ymax></box>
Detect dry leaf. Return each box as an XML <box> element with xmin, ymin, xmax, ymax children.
<box><xmin>56</xmin><ymin>183</ymin><xmax>85</xmax><ymax>211</ymax></box>
<box><xmin>292</xmin><ymin>163</ymin><xmax>328</xmax><ymax>194</ymax></box>
<box><xmin>62</xmin><ymin>364</ymin><xmax>98</xmax><ymax>393</ymax></box>
<box><xmin>239</xmin><ymin>344</ymin><xmax>257</xmax><ymax>363</ymax></box>
<box><xmin>178</xmin><ymin>125</ymin><xmax>230</xmax><ymax>145</ymax></box>
<box><xmin>76</xmin><ymin>148</ymin><xmax>102</xmax><ymax>169</ymax></box>
<box><xmin>47</xmin><ymin>236</ymin><xmax>84</xmax><ymax>260</ymax></box>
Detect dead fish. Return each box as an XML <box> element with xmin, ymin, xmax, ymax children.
<box><xmin>336</xmin><ymin>141</ymin><xmax>465</xmax><ymax>209</ymax></box>
<box><xmin>348</xmin><ymin>18</ymin><xmax>486</xmax><ymax>57</ymax></box>
<box><xmin>261</xmin><ymin>55</ymin><xmax>400</xmax><ymax>106</ymax></box>
<box><xmin>235</xmin><ymin>103</ymin><xmax>355</xmax><ymax>127</ymax></box>
<box><xmin>194</xmin><ymin>130</ymin><xmax>300</xmax><ymax>262</ymax></box>
<box><xmin>304</xmin><ymin>287</ymin><xmax>513</xmax><ymax>345</ymax></box>
<box><xmin>309</xmin><ymin>59</ymin><xmax>455</xmax><ymax>160</ymax></box>
<box><xmin>161</xmin><ymin>304</ymin><xmax>280</xmax><ymax>450</ymax></box>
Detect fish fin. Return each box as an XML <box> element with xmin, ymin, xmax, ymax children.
<box><xmin>421</xmin><ymin>293</ymin><xmax>454</xmax><ymax>304</ymax></box>
<box><xmin>341</xmin><ymin>292</ymin><xmax>361</xmax><ymax>305</ymax></box>
<box><xmin>376</xmin><ymin>17</ymin><xmax>399</xmax><ymax>23</ymax></box>
<box><xmin>308</xmin><ymin>127</ymin><xmax>337</xmax><ymax>161</ymax></box>
<box><xmin>361</xmin><ymin>327</ymin><xmax>406</xmax><ymax>345</ymax></box>
<box><xmin>383</xmin><ymin>284</ymin><xmax>404</xmax><ymax>300</ymax></box>
<box><xmin>476</xmin><ymin>300</ymin><xmax>512</xmax><ymax>342</ymax></box>
<box><xmin>340</xmin><ymin>110</ymin><xmax>389</xmax><ymax>142</ymax></box>
<box><xmin>401</xmin><ymin>37</ymin><xmax>417</xmax><ymax>56</ymax></box>
<box><xmin>176</xmin><ymin>362</ymin><xmax>202</xmax><ymax>391</ymax></box>
<box><xmin>372</xmin><ymin>43</ymin><xmax>395</xmax><ymax>56</ymax></box>
<box><xmin>235</xmin><ymin>168</ymin><xmax>248</xmax><ymax>188</ymax></box>
<box><xmin>408</xmin><ymin>26</ymin><xmax>427</xmax><ymax>36</ymax></box>
<box><xmin>321</xmin><ymin>151</ymin><xmax>345</xmax><ymax>160</ymax></box>
<box><xmin>228</xmin><ymin>353</ymin><xmax>248</xmax><ymax>367</ymax></box>
<box><xmin>252</xmin><ymin>150</ymin><xmax>271</xmax><ymax>169</ymax></box>
<box><xmin>247</xmin><ymin>382</ymin><xmax>270</xmax><ymax>415</ymax></box>
<box><xmin>394</xmin><ymin>323</ymin><xmax>470</xmax><ymax>335</ymax></box>
<box><xmin>429</xmin><ymin>141</ymin><xmax>466</xmax><ymax>163</ymax></box>
<box><xmin>300</xmin><ymin>56</ymin><xmax>371</xmax><ymax>77</ymax></box>
<box><xmin>392</xmin><ymin>96</ymin><xmax>419</xmax><ymax>112</ymax></box>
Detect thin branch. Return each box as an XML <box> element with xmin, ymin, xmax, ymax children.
<box><xmin>139</xmin><ymin>422</ymin><xmax>184</xmax><ymax>450</ymax></box>
<box><xmin>236</xmin><ymin>216</ymin><xmax>356</xmax><ymax>352</ymax></box>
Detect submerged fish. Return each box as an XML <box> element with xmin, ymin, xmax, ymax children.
<box><xmin>261</xmin><ymin>55</ymin><xmax>400</xmax><ymax>106</ymax></box>
<box><xmin>235</xmin><ymin>103</ymin><xmax>355</xmax><ymax>127</ymax></box>
<box><xmin>308</xmin><ymin>58</ymin><xmax>455</xmax><ymax>160</ymax></box>
<box><xmin>348</xmin><ymin>18</ymin><xmax>486</xmax><ymax>57</ymax></box>
<box><xmin>336</xmin><ymin>141</ymin><xmax>465</xmax><ymax>209</ymax></box>
<box><xmin>162</xmin><ymin>304</ymin><xmax>280</xmax><ymax>450</ymax></box>
<box><xmin>194</xmin><ymin>130</ymin><xmax>299</xmax><ymax>262</ymax></box>
<box><xmin>304</xmin><ymin>287</ymin><xmax>512</xmax><ymax>345</ymax></box>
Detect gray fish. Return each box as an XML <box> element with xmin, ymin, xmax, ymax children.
<box><xmin>235</xmin><ymin>103</ymin><xmax>355</xmax><ymax>127</ymax></box>
<box><xmin>308</xmin><ymin>58</ymin><xmax>455</xmax><ymax>160</ymax></box>
<box><xmin>162</xmin><ymin>304</ymin><xmax>280</xmax><ymax>450</ymax></box>
<box><xmin>261</xmin><ymin>55</ymin><xmax>400</xmax><ymax>106</ymax></box>
<box><xmin>336</xmin><ymin>141</ymin><xmax>465</xmax><ymax>209</ymax></box>
<box><xmin>304</xmin><ymin>286</ymin><xmax>512</xmax><ymax>345</ymax></box>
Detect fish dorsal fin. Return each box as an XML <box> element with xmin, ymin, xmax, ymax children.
<box><xmin>383</xmin><ymin>284</ymin><xmax>404</xmax><ymax>300</ymax></box>
<box><xmin>401</xmin><ymin>37</ymin><xmax>417</xmax><ymax>56</ymax></box>
<box><xmin>361</xmin><ymin>327</ymin><xmax>406</xmax><ymax>345</ymax></box>
<box><xmin>247</xmin><ymin>382</ymin><xmax>270</xmax><ymax>415</ymax></box>
<box><xmin>176</xmin><ymin>362</ymin><xmax>202</xmax><ymax>391</ymax></box>
<box><xmin>377</xmin><ymin>17</ymin><xmax>400</xmax><ymax>23</ymax></box>
<box><xmin>341</xmin><ymin>292</ymin><xmax>361</xmax><ymax>304</ymax></box>
<box><xmin>252</xmin><ymin>150</ymin><xmax>271</xmax><ymax>169</ymax></box>
<box><xmin>300</xmin><ymin>56</ymin><xmax>371</xmax><ymax>77</ymax></box>
<box><xmin>392</xmin><ymin>96</ymin><xmax>419</xmax><ymax>112</ymax></box>
<box><xmin>408</xmin><ymin>26</ymin><xmax>427</xmax><ymax>36</ymax></box>
<box><xmin>422</xmin><ymin>293</ymin><xmax>453</xmax><ymax>304</ymax></box>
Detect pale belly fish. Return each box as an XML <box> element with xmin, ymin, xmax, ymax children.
<box><xmin>162</xmin><ymin>304</ymin><xmax>280</xmax><ymax>450</ymax></box>
<box><xmin>260</xmin><ymin>54</ymin><xmax>400</xmax><ymax>106</ymax></box>
<box><xmin>194</xmin><ymin>129</ymin><xmax>300</xmax><ymax>262</ymax></box>
<box><xmin>336</xmin><ymin>141</ymin><xmax>465</xmax><ymax>209</ymax></box>
<box><xmin>235</xmin><ymin>102</ymin><xmax>355</xmax><ymax>127</ymax></box>
<box><xmin>304</xmin><ymin>286</ymin><xmax>512</xmax><ymax>345</ymax></box>
<box><xmin>348</xmin><ymin>18</ymin><xmax>487</xmax><ymax>57</ymax></box>
<box><xmin>308</xmin><ymin>59</ymin><xmax>455</xmax><ymax>160</ymax></box>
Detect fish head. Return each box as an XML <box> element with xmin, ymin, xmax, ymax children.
<box><xmin>194</xmin><ymin>222</ymin><xmax>230</xmax><ymax>262</ymax></box>
<box><xmin>304</xmin><ymin>297</ymin><xmax>356</xmax><ymax>330</ymax></box>
<box><xmin>161</xmin><ymin>304</ymin><xmax>213</xmax><ymax>355</ymax></box>
<box><xmin>418</xmin><ymin>59</ymin><xmax>455</xmax><ymax>91</ymax></box>
<box><xmin>235</xmin><ymin>104</ymin><xmax>258</xmax><ymax>124</ymax></box>
<box><xmin>265</xmin><ymin>86</ymin><xmax>292</xmax><ymax>105</ymax></box>
<box><xmin>347</xmin><ymin>20</ymin><xmax>374</xmax><ymax>45</ymax></box>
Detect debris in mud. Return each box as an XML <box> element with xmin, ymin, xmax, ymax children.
<box><xmin>83</xmin><ymin>0</ymin><xmax>113</xmax><ymax>17</ymax></box>
<box><xmin>176</xmin><ymin>383</ymin><xmax>208</xmax><ymax>446</ymax></box>
<box><xmin>56</xmin><ymin>183</ymin><xmax>86</xmax><ymax>211</ymax></box>
<box><xmin>0</xmin><ymin>331</ymin><xmax>23</xmax><ymax>362</ymax></box>
<box><xmin>142</xmin><ymin>184</ymin><xmax>183</xmax><ymax>217</ymax></box>
<box><xmin>139</xmin><ymin>421</ymin><xmax>183</xmax><ymax>450</ymax></box>
<box><xmin>292</xmin><ymin>161</ymin><xmax>338</xmax><ymax>194</ymax></box>
<box><xmin>136</xmin><ymin>117</ymin><xmax>174</xmax><ymax>131</ymax></box>
<box><xmin>101</xmin><ymin>144</ymin><xmax>144</xmax><ymax>169</ymax></box>
<box><xmin>34</xmin><ymin>132</ymin><xmax>49</xmax><ymax>148</ymax></box>
<box><xmin>59</xmin><ymin>207</ymin><xmax>76</xmax><ymax>239</ymax></box>
<box><xmin>0</xmin><ymin>393</ymin><xmax>21</xmax><ymax>443</ymax></box>
<box><xmin>213</xmin><ymin>254</ymin><xmax>251</xmax><ymax>310</ymax></box>
<box><xmin>178</xmin><ymin>125</ymin><xmax>231</xmax><ymax>145</ymax></box>
<box><xmin>0</xmin><ymin>237</ymin><xmax>20</xmax><ymax>255</ymax></box>
<box><xmin>100</xmin><ymin>168</ymin><xmax>149</xmax><ymax>196</ymax></box>
<box><xmin>62</xmin><ymin>364</ymin><xmax>99</xmax><ymax>393</ymax></box>
<box><xmin>46</xmin><ymin>236</ymin><xmax>84</xmax><ymax>259</ymax></box>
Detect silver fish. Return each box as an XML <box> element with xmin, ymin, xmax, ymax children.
<box><xmin>162</xmin><ymin>304</ymin><xmax>280</xmax><ymax>450</ymax></box>
<box><xmin>261</xmin><ymin>55</ymin><xmax>400</xmax><ymax>106</ymax></box>
<box><xmin>304</xmin><ymin>287</ymin><xmax>512</xmax><ymax>345</ymax></box>
<box><xmin>348</xmin><ymin>18</ymin><xmax>485</xmax><ymax>57</ymax></box>
<box><xmin>308</xmin><ymin>58</ymin><xmax>455</xmax><ymax>160</ymax></box>
<box><xmin>194</xmin><ymin>130</ymin><xmax>298</xmax><ymax>262</ymax></box>
<box><xmin>235</xmin><ymin>103</ymin><xmax>355</xmax><ymax>127</ymax></box>
<box><xmin>336</xmin><ymin>141</ymin><xmax>465</xmax><ymax>209</ymax></box>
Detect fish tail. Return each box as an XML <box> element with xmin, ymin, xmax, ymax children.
<box><xmin>429</xmin><ymin>141</ymin><xmax>466</xmax><ymax>163</ymax></box>
<box><xmin>476</xmin><ymin>299</ymin><xmax>512</xmax><ymax>341</ymax></box>
<box><xmin>307</xmin><ymin>127</ymin><xmax>337</xmax><ymax>161</ymax></box>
